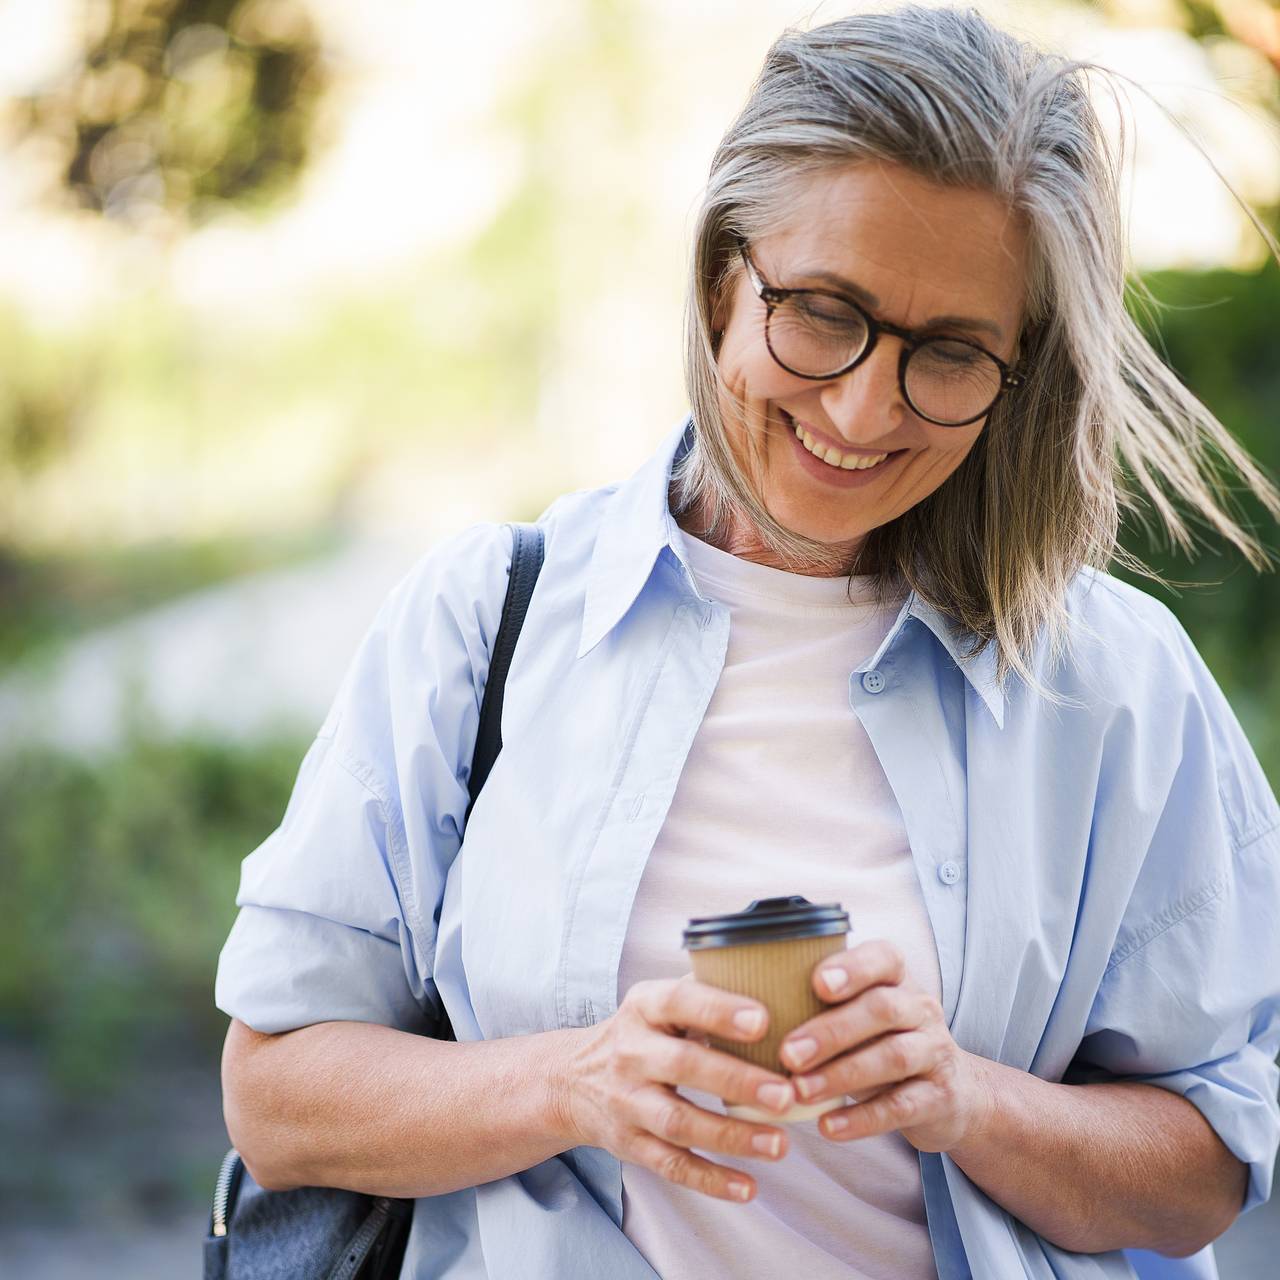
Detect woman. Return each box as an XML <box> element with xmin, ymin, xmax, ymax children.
<box><xmin>217</xmin><ymin>6</ymin><xmax>1280</xmax><ymax>1278</ymax></box>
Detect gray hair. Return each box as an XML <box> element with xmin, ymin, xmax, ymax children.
<box><xmin>673</xmin><ymin>2</ymin><xmax>1280</xmax><ymax>697</ymax></box>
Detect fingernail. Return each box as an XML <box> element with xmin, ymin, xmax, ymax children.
<box><xmin>784</xmin><ymin>1036</ymin><xmax>817</xmax><ymax>1068</ymax></box>
<box><xmin>825</xmin><ymin>1113</ymin><xmax>850</xmax><ymax>1134</ymax></box>
<box><xmin>794</xmin><ymin>1073</ymin><xmax>826</xmax><ymax>1100</ymax></box>
<box><xmin>756</xmin><ymin>1081</ymin><xmax>794</xmax><ymax>1112</ymax></box>
<box><xmin>733</xmin><ymin>1007</ymin><xmax>765</xmax><ymax>1035</ymax></box>
<box><xmin>819</xmin><ymin>967</ymin><xmax>848</xmax><ymax>994</ymax></box>
<box><xmin>751</xmin><ymin>1132</ymin><xmax>782</xmax><ymax>1158</ymax></box>
<box><xmin>728</xmin><ymin>1179</ymin><xmax>752</xmax><ymax>1201</ymax></box>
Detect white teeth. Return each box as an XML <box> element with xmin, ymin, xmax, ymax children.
<box><xmin>790</xmin><ymin>417</ymin><xmax>889</xmax><ymax>471</ymax></box>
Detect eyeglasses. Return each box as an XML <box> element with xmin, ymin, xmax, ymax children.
<box><xmin>736</xmin><ymin>237</ymin><xmax>1024</xmax><ymax>428</ymax></box>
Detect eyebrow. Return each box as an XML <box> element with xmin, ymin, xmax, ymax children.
<box><xmin>790</xmin><ymin>266</ymin><xmax>1006</xmax><ymax>343</ymax></box>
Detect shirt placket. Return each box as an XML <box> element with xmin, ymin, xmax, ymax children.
<box><xmin>849</xmin><ymin>611</ymin><xmax>970</xmax><ymax>1027</ymax></box>
<box><xmin>557</xmin><ymin>594</ymin><xmax>731</xmax><ymax>1029</ymax></box>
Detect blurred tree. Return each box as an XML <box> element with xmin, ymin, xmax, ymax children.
<box><xmin>1096</xmin><ymin>0</ymin><xmax>1280</xmax><ymax>120</ymax></box>
<box><xmin>11</xmin><ymin>0</ymin><xmax>329</xmax><ymax>230</ymax></box>
<box><xmin>0</xmin><ymin>0</ymin><xmax>331</xmax><ymax>552</ymax></box>
<box><xmin>1174</xmin><ymin>0</ymin><xmax>1280</xmax><ymax>72</ymax></box>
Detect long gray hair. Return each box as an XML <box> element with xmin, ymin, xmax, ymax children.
<box><xmin>672</xmin><ymin>3</ymin><xmax>1280</xmax><ymax>695</ymax></box>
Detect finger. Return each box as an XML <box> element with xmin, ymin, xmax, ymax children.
<box><xmin>791</xmin><ymin>1030</ymin><xmax>946</xmax><ymax>1104</ymax></box>
<box><xmin>626</xmin><ymin>1085</ymin><xmax>788</xmax><ymax>1164</ymax></box>
<box><xmin>781</xmin><ymin>983</ymin><xmax>937</xmax><ymax>1073</ymax></box>
<box><xmin>646</xmin><ymin>1032</ymin><xmax>797</xmax><ymax>1115</ymax></box>
<box><xmin>630</xmin><ymin>977</ymin><xmax>770</xmax><ymax>1044</ymax></box>
<box><xmin>817</xmin><ymin>1078</ymin><xmax>947</xmax><ymax>1143</ymax></box>
<box><xmin>810</xmin><ymin>940</ymin><xmax>908</xmax><ymax>1004</ymax></box>
<box><xmin>672</xmin><ymin>972</ymin><xmax>735</xmax><ymax>1047</ymax></box>
<box><xmin>625</xmin><ymin>1130</ymin><xmax>758</xmax><ymax>1203</ymax></box>
<box><xmin>668</xmin><ymin>974</ymin><xmax>698</xmax><ymax>1038</ymax></box>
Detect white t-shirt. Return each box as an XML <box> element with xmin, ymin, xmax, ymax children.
<box><xmin>617</xmin><ymin>529</ymin><xmax>942</xmax><ymax>1280</ymax></box>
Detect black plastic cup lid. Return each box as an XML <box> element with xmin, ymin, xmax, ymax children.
<box><xmin>683</xmin><ymin>895</ymin><xmax>850</xmax><ymax>951</ymax></box>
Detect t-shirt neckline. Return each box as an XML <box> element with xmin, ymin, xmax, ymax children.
<box><xmin>676</xmin><ymin>528</ymin><xmax>889</xmax><ymax>612</ymax></box>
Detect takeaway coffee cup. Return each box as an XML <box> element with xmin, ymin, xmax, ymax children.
<box><xmin>683</xmin><ymin>895</ymin><xmax>851</xmax><ymax>1124</ymax></box>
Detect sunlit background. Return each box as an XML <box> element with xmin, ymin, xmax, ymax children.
<box><xmin>1</xmin><ymin>0</ymin><xmax>1278</xmax><ymax>1273</ymax></box>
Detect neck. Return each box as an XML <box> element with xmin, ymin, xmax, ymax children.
<box><xmin>673</xmin><ymin>485</ymin><xmax>867</xmax><ymax>577</ymax></box>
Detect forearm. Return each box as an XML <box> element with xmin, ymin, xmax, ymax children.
<box><xmin>222</xmin><ymin>1018</ymin><xmax>586</xmax><ymax>1198</ymax></box>
<box><xmin>949</xmin><ymin>1055</ymin><xmax>1248</xmax><ymax>1256</ymax></box>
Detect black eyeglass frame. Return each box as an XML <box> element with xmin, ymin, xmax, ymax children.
<box><xmin>735</xmin><ymin>236</ymin><xmax>1024</xmax><ymax>428</ymax></box>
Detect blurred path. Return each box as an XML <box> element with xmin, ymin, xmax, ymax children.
<box><xmin>1</xmin><ymin>1213</ymin><xmax>208</xmax><ymax>1280</ymax></box>
<box><xmin>0</xmin><ymin>533</ymin><xmax>430</xmax><ymax>755</ymax></box>
<box><xmin>0</xmin><ymin>1039</ymin><xmax>230</xmax><ymax>1280</ymax></box>
<box><xmin>0</xmin><ymin>437</ymin><xmax>567</xmax><ymax>756</ymax></box>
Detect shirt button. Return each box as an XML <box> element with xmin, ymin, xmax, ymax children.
<box><xmin>861</xmin><ymin>670</ymin><xmax>886</xmax><ymax>694</ymax></box>
<box><xmin>937</xmin><ymin>861</ymin><xmax>961</xmax><ymax>885</ymax></box>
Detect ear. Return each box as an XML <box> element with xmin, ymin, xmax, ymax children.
<box><xmin>1010</xmin><ymin>318</ymin><xmax>1039</xmax><ymax>368</ymax></box>
<box><xmin>709</xmin><ymin>274</ymin><xmax>736</xmax><ymax>352</ymax></box>
<box><xmin>709</xmin><ymin>290</ymin><xmax>729</xmax><ymax>345</ymax></box>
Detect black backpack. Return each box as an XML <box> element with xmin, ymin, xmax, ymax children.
<box><xmin>204</xmin><ymin>522</ymin><xmax>545</xmax><ymax>1280</ymax></box>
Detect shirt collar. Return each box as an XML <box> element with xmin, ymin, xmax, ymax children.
<box><xmin>577</xmin><ymin>414</ymin><xmax>1005</xmax><ymax>729</ymax></box>
<box><xmin>904</xmin><ymin>595</ymin><xmax>1005</xmax><ymax>729</ymax></box>
<box><xmin>577</xmin><ymin>414</ymin><xmax>694</xmax><ymax>661</ymax></box>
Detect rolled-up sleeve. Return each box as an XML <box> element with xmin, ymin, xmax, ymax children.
<box><xmin>214</xmin><ymin>521</ymin><xmax>514</xmax><ymax>1036</ymax></box>
<box><xmin>215</xmin><ymin>733</ymin><xmax>439</xmax><ymax>1034</ymax></box>
<box><xmin>1067</xmin><ymin>615</ymin><xmax>1280</xmax><ymax>1214</ymax></box>
<box><xmin>1069</xmin><ymin>823</ymin><xmax>1280</xmax><ymax>1212</ymax></box>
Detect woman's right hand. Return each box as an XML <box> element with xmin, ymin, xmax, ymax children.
<box><xmin>554</xmin><ymin>975</ymin><xmax>798</xmax><ymax>1203</ymax></box>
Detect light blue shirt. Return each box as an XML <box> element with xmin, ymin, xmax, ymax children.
<box><xmin>216</xmin><ymin>415</ymin><xmax>1280</xmax><ymax>1280</ymax></box>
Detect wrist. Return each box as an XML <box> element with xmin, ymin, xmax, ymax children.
<box><xmin>946</xmin><ymin>1050</ymin><xmax>1001</xmax><ymax>1158</ymax></box>
<box><xmin>541</xmin><ymin>1025</ymin><xmax>591</xmax><ymax>1150</ymax></box>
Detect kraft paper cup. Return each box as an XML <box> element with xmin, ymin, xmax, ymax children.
<box><xmin>684</xmin><ymin>895</ymin><xmax>850</xmax><ymax>1124</ymax></box>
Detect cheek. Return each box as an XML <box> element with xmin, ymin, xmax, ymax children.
<box><xmin>902</xmin><ymin>434</ymin><xmax>983</xmax><ymax>498</ymax></box>
<box><xmin>718</xmin><ymin>332</ymin><xmax>805</xmax><ymax>407</ymax></box>
<box><xmin>939</xmin><ymin>431</ymin><xmax>983</xmax><ymax>471</ymax></box>
<box><xmin>717</xmin><ymin>297</ymin><xmax>794</xmax><ymax>399</ymax></box>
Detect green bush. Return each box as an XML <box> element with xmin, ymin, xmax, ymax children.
<box><xmin>1117</xmin><ymin>260</ymin><xmax>1280</xmax><ymax>785</ymax></box>
<box><xmin>0</xmin><ymin>726</ymin><xmax>310</xmax><ymax>1092</ymax></box>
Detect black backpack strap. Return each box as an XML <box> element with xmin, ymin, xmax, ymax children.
<box><xmin>465</xmin><ymin>522</ymin><xmax>544</xmax><ymax>823</ymax></box>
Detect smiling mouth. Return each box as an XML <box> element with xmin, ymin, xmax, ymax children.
<box><xmin>780</xmin><ymin>410</ymin><xmax>906</xmax><ymax>472</ymax></box>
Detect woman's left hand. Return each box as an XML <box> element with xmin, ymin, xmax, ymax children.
<box><xmin>779</xmin><ymin>940</ymin><xmax>994</xmax><ymax>1152</ymax></box>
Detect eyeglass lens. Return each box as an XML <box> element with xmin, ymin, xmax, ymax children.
<box><xmin>768</xmin><ymin>294</ymin><xmax>1003</xmax><ymax>425</ymax></box>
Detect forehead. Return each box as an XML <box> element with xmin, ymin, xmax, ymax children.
<box><xmin>759</xmin><ymin>161</ymin><xmax>1028</xmax><ymax>330</ymax></box>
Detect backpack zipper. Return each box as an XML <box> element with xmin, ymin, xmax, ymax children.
<box><xmin>211</xmin><ymin>1148</ymin><xmax>242</xmax><ymax>1238</ymax></box>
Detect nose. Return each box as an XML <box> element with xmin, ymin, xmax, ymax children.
<box><xmin>818</xmin><ymin>335</ymin><xmax>907</xmax><ymax>444</ymax></box>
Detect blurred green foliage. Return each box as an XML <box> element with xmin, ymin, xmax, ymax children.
<box><xmin>1116</xmin><ymin>259</ymin><xmax>1280</xmax><ymax>782</ymax></box>
<box><xmin>0</xmin><ymin>242</ymin><xmax>559</xmax><ymax>558</ymax></box>
<box><xmin>0</xmin><ymin>723</ymin><xmax>310</xmax><ymax>1091</ymax></box>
